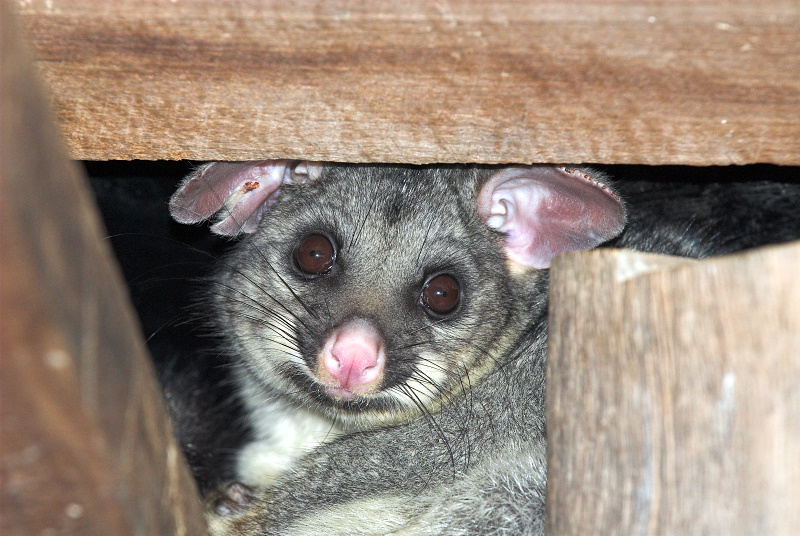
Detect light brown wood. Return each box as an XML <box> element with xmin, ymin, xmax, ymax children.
<box><xmin>545</xmin><ymin>245</ymin><xmax>800</xmax><ymax>535</ymax></box>
<box><xmin>0</xmin><ymin>2</ymin><xmax>208</xmax><ymax>534</ymax></box>
<box><xmin>17</xmin><ymin>0</ymin><xmax>800</xmax><ymax>165</ymax></box>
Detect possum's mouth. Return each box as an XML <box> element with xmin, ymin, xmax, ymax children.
<box><xmin>324</xmin><ymin>386</ymin><xmax>356</xmax><ymax>400</ymax></box>
<box><xmin>286</xmin><ymin>364</ymin><xmax>399</xmax><ymax>413</ymax></box>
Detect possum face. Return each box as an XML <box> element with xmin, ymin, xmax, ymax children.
<box><xmin>170</xmin><ymin>162</ymin><xmax>625</xmax><ymax>428</ymax></box>
<box><xmin>214</xmin><ymin>166</ymin><xmax>517</xmax><ymax>427</ymax></box>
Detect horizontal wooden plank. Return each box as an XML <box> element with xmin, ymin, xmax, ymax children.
<box><xmin>546</xmin><ymin>244</ymin><xmax>800</xmax><ymax>534</ymax></box>
<box><xmin>17</xmin><ymin>1</ymin><xmax>800</xmax><ymax>165</ymax></box>
<box><xmin>0</xmin><ymin>3</ymin><xmax>208</xmax><ymax>534</ymax></box>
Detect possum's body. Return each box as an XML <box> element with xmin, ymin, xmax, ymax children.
<box><xmin>163</xmin><ymin>163</ymin><xmax>799</xmax><ymax>535</ymax></box>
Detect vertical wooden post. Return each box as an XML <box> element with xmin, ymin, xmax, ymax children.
<box><xmin>0</xmin><ymin>3</ymin><xmax>207</xmax><ymax>534</ymax></box>
<box><xmin>546</xmin><ymin>246</ymin><xmax>800</xmax><ymax>534</ymax></box>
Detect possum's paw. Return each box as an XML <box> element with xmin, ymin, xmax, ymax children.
<box><xmin>204</xmin><ymin>482</ymin><xmax>256</xmax><ymax>535</ymax></box>
<box><xmin>206</xmin><ymin>482</ymin><xmax>255</xmax><ymax>516</ymax></box>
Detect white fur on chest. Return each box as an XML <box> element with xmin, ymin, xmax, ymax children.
<box><xmin>235</xmin><ymin>368</ymin><xmax>343</xmax><ymax>486</ymax></box>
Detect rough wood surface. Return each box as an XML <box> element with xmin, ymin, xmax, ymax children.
<box><xmin>17</xmin><ymin>0</ymin><xmax>800</xmax><ymax>165</ymax></box>
<box><xmin>0</xmin><ymin>3</ymin><xmax>208</xmax><ymax>534</ymax></box>
<box><xmin>546</xmin><ymin>245</ymin><xmax>800</xmax><ymax>535</ymax></box>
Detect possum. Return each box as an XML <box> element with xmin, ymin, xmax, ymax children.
<box><xmin>166</xmin><ymin>162</ymin><xmax>799</xmax><ymax>535</ymax></box>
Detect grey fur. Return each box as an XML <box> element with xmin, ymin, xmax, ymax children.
<box><xmin>170</xmin><ymin>163</ymin><xmax>799</xmax><ymax>535</ymax></box>
<box><xmin>194</xmin><ymin>164</ymin><xmax>550</xmax><ymax>534</ymax></box>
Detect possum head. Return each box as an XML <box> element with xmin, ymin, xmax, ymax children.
<box><xmin>170</xmin><ymin>161</ymin><xmax>625</xmax><ymax>428</ymax></box>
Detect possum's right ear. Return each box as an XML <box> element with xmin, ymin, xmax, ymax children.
<box><xmin>477</xmin><ymin>166</ymin><xmax>626</xmax><ymax>269</ymax></box>
<box><xmin>169</xmin><ymin>160</ymin><xmax>323</xmax><ymax>236</ymax></box>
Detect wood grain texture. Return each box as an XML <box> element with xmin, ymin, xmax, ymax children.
<box><xmin>17</xmin><ymin>0</ymin><xmax>800</xmax><ymax>164</ymax></box>
<box><xmin>546</xmin><ymin>245</ymin><xmax>800</xmax><ymax>535</ymax></box>
<box><xmin>0</xmin><ymin>3</ymin><xmax>208</xmax><ymax>534</ymax></box>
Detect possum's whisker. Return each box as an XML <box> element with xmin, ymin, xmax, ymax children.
<box><xmin>220</xmin><ymin>303</ymin><xmax>302</xmax><ymax>350</ymax></box>
<box><xmin>122</xmin><ymin>263</ymin><xmax>215</xmax><ymax>288</ymax></box>
<box><xmin>441</xmin><ymin>335</ymin><xmax>512</xmax><ymax>384</ymax></box>
<box><xmin>347</xmin><ymin>188</ymin><xmax>379</xmax><ymax>256</ymax></box>
<box><xmin>229</xmin><ymin>262</ymin><xmax>315</xmax><ymax>335</ymax></box>
<box><xmin>415</xmin><ymin>218</ymin><xmax>437</xmax><ymax>267</ymax></box>
<box><xmin>103</xmin><ymin>231</ymin><xmax>222</xmax><ymax>260</ymax></box>
<box><xmin>206</xmin><ymin>285</ymin><xmax>300</xmax><ymax>339</ymax></box>
<box><xmin>144</xmin><ymin>314</ymin><xmax>192</xmax><ymax>344</ymax></box>
<box><xmin>405</xmin><ymin>369</ymin><xmax>464</xmax><ymax>423</ymax></box>
<box><xmin>411</xmin><ymin>353</ymin><xmax>468</xmax><ymax>387</ymax></box>
<box><xmin>412</xmin><ymin>359</ymin><xmax>476</xmax><ymax>421</ymax></box>
<box><xmin>226</xmin><ymin>313</ymin><xmax>300</xmax><ymax>355</ymax></box>
<box><xmin>392</xmin><ymin>335</ymin><xmax>498</xmax><ymax>389</ymax></box>
<box><xmin>400</xmin><ymin>315</ymin><xmax>451</xmax><ymax>337</ymax></box>
<box><xmin>245</xmin><ymin>246</ymin><xmax>321</xmax><ymax>322</ymax></box>
<box><xmin>396</xmin><ymin>383</ymin><xmax>458</xmax><ymax>477</ymax></box>
<box><xmin>210</xmin><ymin>271</ymin><xmax>312</xmax><ymax>336</ymax></box>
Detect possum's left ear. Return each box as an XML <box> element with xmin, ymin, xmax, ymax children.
<box><xmin>477</xmin><ymin>166</ymin><xmax>626</xmax><ymax>269</ymax></box>
<box><xmin>169</xmin><ymin>160</ymin><xmax>323</xmax><ymax>236</ymax></box>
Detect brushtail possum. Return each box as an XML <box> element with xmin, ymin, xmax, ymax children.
<box><xmin>166</xmin><ymin>162</ymin><xmax>799</xmax><ymax>535</ymax></box>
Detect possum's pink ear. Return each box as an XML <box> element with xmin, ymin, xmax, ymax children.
<box><xmin>477</xmin><ymin>166</ymin><xmax>626</xmax><ymax>269</ymax></box>
<box><xmin>169</xmin><ymin>160</ymin><xmax>323</xmax><ymax>236</ymax></box>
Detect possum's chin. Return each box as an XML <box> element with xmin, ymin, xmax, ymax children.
<box><xmin>291</xmin><ymin>378</ymin><xmax>423</xmax><ymax>428</ymax></box>
<box><xmin>310</xmin><ymin>382</ymin><xmax>394</xmax><ymax>411</ymax></box>
<box><xmin>324</xmin><ymin>386</ymin><xmax>356</xmax><ymax>400</ymax></box>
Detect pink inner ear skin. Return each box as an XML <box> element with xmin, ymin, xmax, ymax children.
<box><xmin>477</xmin><ymin>166</ymin><xmax>626</xmax><ymax>269</ymax></box>
<box><xmin>169</xmin><ymin>160</ymin><xmax>292</xmax><ymax>236</ymax></box>
<box><xmin>169</xmin><ymin>160</ymin><xmax>324</xmax><ymax>236</ymax></box>
<box><xmin>169</xmin><ymin>161</ymin><xmax>288</xmax><ymax>223</ymax></box>
<box><xmin>209</xmin><ymin>162</ymin><xmax>291</xmax><ymax>235</ymax></box>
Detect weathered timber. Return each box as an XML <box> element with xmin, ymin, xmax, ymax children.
<box><xmin>0</xmin><ymin>3</ymin><xmax>208</xmax><ymax>534</ymax></box>
<box><xmin>546</xmin><ymin>245</ymin><xmax>800</xmax><ymax>535</ymax></box>
<box><xmin>17</xmin><ymin>0</ymin><xmax>800</xmax><ymax>165</ymax></box>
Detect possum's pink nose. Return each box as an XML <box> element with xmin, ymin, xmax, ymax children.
<box><xmin>318</xmin><ymin>319</ymin><xmax>385</xmax><ymax>399</ymax></box>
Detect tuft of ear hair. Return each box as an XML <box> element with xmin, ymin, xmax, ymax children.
<box><xmin>477</xmin><ymin>166</ymin><xmax>626</xmax><ymax>269</ymax></box>
<box><xmin>168</xmin><ymin>160</ymin><xmax>323</xmax><ymax>236</ymax></box>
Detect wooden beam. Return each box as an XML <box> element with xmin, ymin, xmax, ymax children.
<box><xmin>0</xmin><ymin>3</ymin><xmax>207</xmax><ymax>534</ymax></box>
<box><xmin>546</xmin><ymin>244</ymin><xmax>800</xmax><ymax>534</ymax></box>
<box><xmin>17</xmin><ymin>1</ymin><xmax>800</xmax><ymax>165</ymax></box>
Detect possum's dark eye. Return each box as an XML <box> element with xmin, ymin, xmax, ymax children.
<box><xmin>421</xmin><ymin>274</ymin><xmax>460</xmax><ymax>316</ymax></box>
<box><xmin>295</xmin><ymin>234</ymin><xmax>335</xmax><ymax>276</ymax></box>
